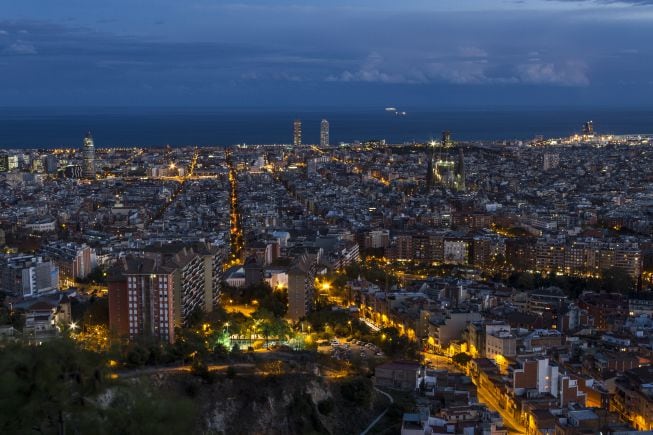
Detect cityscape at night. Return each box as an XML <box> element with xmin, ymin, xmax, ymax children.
<box><xmin>2</xmin><ymin>1</ymin><xmax>653</xmax><ymax>435</ymax></box>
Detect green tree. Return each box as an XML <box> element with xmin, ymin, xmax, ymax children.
<box><xmin>80</xmin><ymin>386</ymin><xmax>196</xmax><ymax>434</ymax></box>
<box><xmin>260</xmin><ymin>288</ymin><xmax>288</xmax><ymax>317</ymax></box>
<box><xmin>269</xmin><ymin>317</ymin><xmax>292</xmax><ymax>344</ymax></box>
<box><xmin>255</xmin><ymin>309</ymin><xmax>275</xmax><ymax>348</ymax></box>
<box><xmin>601</xmin><ymin>267</ymin><xmax>634</xmax><ymax>293</ymax></box>
<box><xmin>377</xmin><ymin>327</ymin><xmax>419</xmax><ymax>359</ymax></box>
<box><xmin>0</xmin><ymin>338</ymin><xmax>105</xmax><ymax>434</ymax></box>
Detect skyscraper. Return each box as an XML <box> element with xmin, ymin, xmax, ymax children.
<box><xmin>82</xmin><ymin>131</ymin><xmax>95</xmax><ymax>179</ymax></box>
<box><xmin>442</xmin><ymin>130</ymin><xmax>453</xmax><ymax>148</ymax></box>
<box><xmin>0</xmin><ymin>154</ymin><xmax>8</xmax><ymax>173</ymax></box>
<box><xmin>582</xmin><ymin>121</ymin><xmax>594</xmax><ymax>136</ymax></box>
<box><xmin>293</xmin><ymin>119</ymin><xmax>302</xmax><ymax>147</ymax></box>
<box><xmin>320</xmin><ymin>119</ymin><xmax>329</xmax><ymax>147</ymax></box>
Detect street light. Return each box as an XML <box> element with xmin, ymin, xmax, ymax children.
<box><xmin>348</xmin><ymin>320</ymin><xmax>352</xmax><ymax>335</ymax></box>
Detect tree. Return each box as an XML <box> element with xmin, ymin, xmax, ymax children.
<box><xmin>377</xmin><ymin>327</ymin><xmax>419</xmax><ymax>360</ymax></box>
<box><xmin>0</xmin><ymin>338</ymin><xmax>105</xmax><ymax>434</ymax></box>
<box><xmin>269</xmin><ymin>317</ymin><xmax>292</xmax><ymax>344</ymax></box>
<box><xmin>257</xmin><ymin>318</ymin><xmax>274</xmax><ymax>348</ymax></box>
<box><xmin>260</xmin><ymin>288</ymin><xmax>288</xmax><ymax>317</ymax></box>
<box><xmin>515</xmin><ymin>272</ymin><xmax>535</xmax><ymax>289</ymax></box>
<box><xmin>452</xmin><ymin>353</ymin><xmax>472</xmax><ymax>366</ymax></box>
<box><xmin>75</xmin><ymin>266</ymin><xmax>107</xmax><ymax>284</ymax></box>
<box><xmin>204</xmin><ymin>304</ymin><xmax>229</xmax><ymax>325</ymax></box>
<box><xmin>340</xmin><ymin>377</ymin><xmax>373</xmax><ymax>406</ymax></box>
<box><xmin>185</xmin><ymin>306</ymin><xmax>206</xmax><ymax>329</ymax></box>
<box><xmin>82</xmin><ymin>295</ymin><xmax>110</xmax><ymax>326</ymax></box>
<box><xmin>601</xmin><ymin>267</ymin><xmax>634</xmax><ymax>294</ymax></box>
<box><xmin>80</xmin><ymin>386</ymin><xmax>196</xmax><ymax>434</ymax></box>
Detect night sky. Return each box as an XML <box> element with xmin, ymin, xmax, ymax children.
<box><xmin>1</xmin><ymin>0</ymin><xmax>652</xmax><ymax>108</ymax></box>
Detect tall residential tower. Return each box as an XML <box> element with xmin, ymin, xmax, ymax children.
<box><xmin>293</xmin><ymin>120</ymin><xmax>302</xmax><ymax>147</ymax></box>
<box><xmin>82</xmin><ymin>131</ymin><xmax>95</xmax><ymax>179</ymax></box>
<box><xmin>320</xmin><ymin>119</ymin><xmax>329</xmax><ymax>147</ymax></box>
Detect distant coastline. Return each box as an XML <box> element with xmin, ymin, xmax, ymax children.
<box><xmin>0</xmin><ymin>107</ymin><xmax>652</xmax><ymax>148</ymax></box>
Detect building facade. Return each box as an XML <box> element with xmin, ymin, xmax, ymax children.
<box><xmin>320</xmin><ymin>119</ymin><xmax>329</xmax><ymax>147</ymax></box>
<box><xmin>82</xmin><ymin>131</ymin><xmax>95</xmax><ymax>179</ymax></box>
<box><xmin>108</xmin><ymin>257</ymin><xmax>175</xmax><ymax>343</ymax></box>
<box><xmin>1</xmin><ymin>255</ymin><xmax>59</xmax><ymax>297</ymax></box>
<box><xmin>42</xmin><ymin>242</ymin><xmax>97</xmax><ymax>280</ymax></box>
<box><xmin>287</xmin><ymin>253</ymin><xmax>317</xmax><ymax>321</ymax></box>
<box><xmin>293</xmin><ymin>119</ymin><xmax>302</xmax><ymax>147</ymax></box>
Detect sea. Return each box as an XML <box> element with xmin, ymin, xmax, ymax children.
<box><xmin>0</xmin><ymin>107</ymin><xmax>652</xmax><ymax>149</ymax></box>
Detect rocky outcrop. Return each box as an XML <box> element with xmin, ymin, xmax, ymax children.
<box><xmin>153</xmin><ymin>372</ymin><xmax>383</xmax><ymax>435</ymax></box>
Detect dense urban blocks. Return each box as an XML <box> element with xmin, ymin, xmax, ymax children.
<box><xmin>2</xmin><ymin>130</ymin><xmax>653</xmax><ymax>433</ymax></box>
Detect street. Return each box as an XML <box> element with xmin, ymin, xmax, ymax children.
<box><xmin>475</xmin><ymin>384</ymin><xmax>525</xmax><ymax>435</ymax></box>
<box><xmin>421</xmin><ymin>352</ymin><xmax>526</xmax><ymax>435</ymax></box>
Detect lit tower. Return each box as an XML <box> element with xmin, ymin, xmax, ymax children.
<box><xmin>82</xmin><ymin>131</ymin><xmax>95</xmax><ymax>179</ymax></box>
<box><xmin>293</xmin><ymin>120</ymin><xmax>302</xmax><ymax>147</ymax></box>
<box><xmin>320</xmin><ymin>119</ymin><xmax>329</xmax><ymax>147</ymax></box>
<box><xmin>582</xmin><ymin>121</ymin><xmax>594</xmax><ymax>136</ymax></box>
<box><xmin>431</xmin><ymin>131</ymin><xmax>459</xmax><ymax>190</ymax></box>
<box><xmin>426</xmin><ymin>140</ymin><xmax>436</xmax><ymax>191</ymax></box>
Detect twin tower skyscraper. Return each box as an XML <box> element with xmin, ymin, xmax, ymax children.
<box><xmin>293</xmin><ymin>119</ymin><xmax>329</xmax><ymax>147</ymax></box>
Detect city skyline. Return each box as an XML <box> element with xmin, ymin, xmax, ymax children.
<box><xmin>2</xmin><ymin>108</ymin><xmax>652</xmax><ymax>148</ymax></box>
<box><xmin>3</xmin><ymin>2</ymin><xmax>653</xmax><ymax>434</ymax></box>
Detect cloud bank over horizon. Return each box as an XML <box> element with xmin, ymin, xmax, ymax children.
<box><xmin>1</xmin><ymin>0</ymin><xmax>652</xmax><ymax>107</ymax></box>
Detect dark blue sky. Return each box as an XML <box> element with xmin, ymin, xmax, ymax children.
<box><xmin>1</xmin><ymin>0</ymin><xmax>652</xmax><ymax>108</ymax></box>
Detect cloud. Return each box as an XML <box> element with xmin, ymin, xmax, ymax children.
<box><xmin>516</xmin><ymin>60</ymin><xmax>590</xmax><ymax>86</ymax></box>
<box><xmin>549</xmin><ymin>0</ymin><xmax>653</xmax><ymax>5</ymax></box>
<box><xmin>0</xmin><ymin>3</ymin><xmax>651</xmax><ymax>107</ymax></box>
<box><xmin>326</xmin><ymin>52</ymin><xmax>426</xmax><ymax>84</ymax></box>
<box><xmin>326</xmin><ymin>52</ymin><xmax>591</xmax><ymax>87</ymax></box>
<box><xmin>424</xmin><ymin>61</ymin><xmax>502</xmax><ymax>85</ymax></box>
<box><xmin>327</xmin><ymin>69</ymin><xmax>419</xmax><ymax>84</ymax></box>
<box><xmin>240</xmin><ymin>71</ymin><xmax>302</xmax><ymax>81</ymax></box>
<box><xmin>3</xmin><ymin>40</ymin><xmax>37</xmax><ymax>55</ymax></box>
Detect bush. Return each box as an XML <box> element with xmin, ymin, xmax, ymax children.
<box><xmin>125</xmin><ymin>345</ymin><xmax>149</xmax><ymax>367</ymax></box>
<box><xmin>340</xmin><ymin>377</ymin><xmax>372</xmax><ymax>406</ymax></box>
